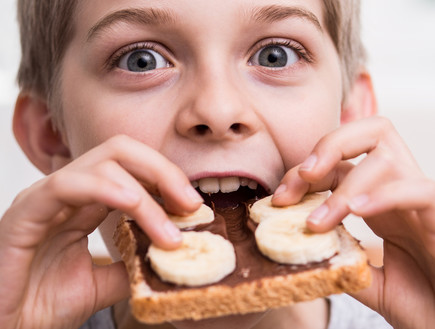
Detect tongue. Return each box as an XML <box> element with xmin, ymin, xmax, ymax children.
<box><xmin>198</xmin><ymin>186</ymin><xmax>268</xmax><ymax>208</ymax></box>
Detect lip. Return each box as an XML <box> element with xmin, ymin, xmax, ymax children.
<box><xmin>189</xmin><ymin>171</ymin><xmax>272</xmax><ymax>194</ymax></box>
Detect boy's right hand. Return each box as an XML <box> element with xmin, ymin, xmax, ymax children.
<box><xmin>0</xmin><ymin>135</ymin><xmax>202</xmax><ymax>329</ymax></box>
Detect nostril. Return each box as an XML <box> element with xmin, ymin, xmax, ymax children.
<box><xmin>190</xmin><ymin>123</ymin><xmax>246</xmax><ymax>137</ymax></box>
<box><xmin>194</xmin><ymin>124</ymin><xmax>210</xmax><ymax>135</ymax></box>
<box><xmin>230</xmin><ymin>123</ymin><xmax>242</xmax><ymax>133</ymax></box>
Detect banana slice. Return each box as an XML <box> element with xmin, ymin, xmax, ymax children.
<box><xmin>147</xmin><ymin>231</ymin><xmax>236</xmax><ymax>286</ymax></box>
<box><xmin>168</xmin><ymin>204</ymin><xmax>214</xmax><ymax>229</ymax></box>
<box><xmin>249</xmin><ymin>192</ymin><xmax>329</xmax><ymax>224</ymax></box>
<box><xmin>255</xmin><ymin>216</ymin><xmax>340</xmax><ymax>264</ymax></box>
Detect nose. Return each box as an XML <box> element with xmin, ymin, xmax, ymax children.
<box><xmin>175</xmin><ymin>68</ymin><xmax>259</xmax><ymax>142</ymax></box>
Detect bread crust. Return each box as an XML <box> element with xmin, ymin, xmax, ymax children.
<box><xmin>114</xmin><ymin>214</ymin><xmax>371</xmax><ymax>324</ymax></box>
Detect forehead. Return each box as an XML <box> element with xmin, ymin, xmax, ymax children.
<box><xmin>75</xmin><ymin>0</ymin><xmax>326</xmax><ymax>39</ymax></box>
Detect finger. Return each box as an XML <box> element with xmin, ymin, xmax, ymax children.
<box><xmin>351</xmin><ymin>241</ymin><xmax>435</xmax><ymax>327</ymax></box>
<box><xmin>305</xmin><ymin>146</ymin><xmax>401</xmax><ymax>232</ymax></box>
<box><xmin>272</xmin><ymin>161</ymin><xmax>354</xmax><ymax>206</ymax></box>
<box><xmin>1</xmin><ymin>172</ymin><xmax>143</xmax><ymax>251</ymax></box>
<box><xmin>67</xmin><ymin>135</ymin><xmax>204</xmax><ymax>248</ymax></box>
<box><xmin>93</xmin><ymin>261</ymin><xmax>130</xmax><ymax>311</ymax></box>
<box><xmin>348</xmin><ymin>265</ymin><xmax>385</xmax><ymax>316</ymax></box>
<box><xmin>80</xmin><ymin>135</ymin><xmax>203</xmax><ymax>215</ymax></box>
<box><xmin>0</xmin><ymin>175</ymin><xmax>139</xmax><ymax>318</ymax></box>
<box><xmin>6</xmin><ymin>158</ymin><xmax>185</xmax><ymax>251</ymax></box>
<box><xmin>94</xmin><ymin>136</ymin><xmax>209</xmax><ymax>246</ymax></box>
<box><xmin>348</xmin><ymin>179</ymin><xmax>435</xmax><ymax>224</ymax></box>
<box><xmin>348</xmin><ymin>179</ymin><xmax>435</xmax><ymax>258</ymax></box>
<box><xmin>76</xmin><ymin>159</ymin><xmax>184</xmax><ymax>248</ymax></box>
<box><xmin>40</xmin><ymin>170</ymin><xmax>184</xmax><ymax>249</ymax></box>
<box><xmin>271</xmin><ymin>165</ymin><xmax>310</xmax><ymax>205</ymax></box>
<box><xmin>298</xmin><ymin>117</ymin><xmax>418</xmax><ymax>184</ymax></box>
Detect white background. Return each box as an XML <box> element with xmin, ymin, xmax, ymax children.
<box><xmin>1</xmin><ymin>0</ymin><xmax>435</xmax><ymax>256</ymax></box>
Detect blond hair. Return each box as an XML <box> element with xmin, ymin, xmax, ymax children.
<box><xmin>17</xmin><ymin>0</ymin><xmax>78</xmax><ymax>126</ymax></box>
<box><xmin>323</xmin><ymin>0</ymin><xmax>366</xmax><ymax>96</ymax></box>
<box><xmin>17</xmin><ymin>0</ymin><xmax>365</xmax><ymax>126</ymax></box>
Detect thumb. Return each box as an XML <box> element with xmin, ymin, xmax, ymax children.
<box><xmin>93</xmin><ymin>261</ymin><xmax>130</xmax><ymax>311</ymax></box>
<box><xmin>349</xmin><ymin>265</ymin><xmax>384</xmax><ymax>314</ymax></box>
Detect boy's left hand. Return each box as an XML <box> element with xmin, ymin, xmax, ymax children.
<box><xmin>273</xmin><ymin>116</ymin><xmax>435</xmax><ymax>329</ymax></box>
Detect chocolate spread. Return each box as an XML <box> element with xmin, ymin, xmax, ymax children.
<box><xmin>129</xmin><ymin>204</ymin><xmax>330</xmax><ymax>292</ymax></box>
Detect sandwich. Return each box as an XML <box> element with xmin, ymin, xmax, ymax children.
<box><xmin>114</xmin><ymin>192</ymin><xmax>371</xmax><ymax>324</ymax></box>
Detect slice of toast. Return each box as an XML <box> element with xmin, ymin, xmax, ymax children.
<box><xmin>114</xmin><ymin>206</ymin><xmax>371</xmax><ymax>324</ymax></box>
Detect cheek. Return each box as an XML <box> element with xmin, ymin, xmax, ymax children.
<box><xmin>256</xmin><ymin>84</ymin><xmax>341</xmax><ymax>170</ymax></box>
<box><xmin>60</xmin><ymin>46</ymin><xmax>178</xmax><ymax>157</ymax></box>
<box><xmin>61</xmin><ymin>87</ymin><xmax>175</xmax><ymax>157</ymax></box>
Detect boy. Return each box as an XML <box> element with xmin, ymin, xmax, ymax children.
<box><xmin>0</xmin><ymin>0</ymin><xmax>434</xmax><ymax>328</ymax></box>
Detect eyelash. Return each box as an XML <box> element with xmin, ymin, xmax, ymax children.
<box><xmin>250</xmin><ymin>39</ymin><xmax>314</xmax><ymax>64</ymax></box>
<box><xmin>106</xmin><ymin>42</ymin><xmax>172</xmax><ymax>71</ymax></box>
<box><xmin>106</xmin><ymin>38</ymin><xmax>313</xmax><ymax>71</ymax></box>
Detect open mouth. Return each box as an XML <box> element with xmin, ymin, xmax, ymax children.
<box><xmin>191</xmin><ymin>176</ymin><xmax>269</xmax><ymax>208</ymax></box>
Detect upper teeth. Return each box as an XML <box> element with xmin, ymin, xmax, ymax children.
<box><xmin>192</xmin><ymin>177</ymin><xmax>259</xmax><ymax>194</ymax></box>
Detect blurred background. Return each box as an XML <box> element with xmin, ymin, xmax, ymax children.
<box><xmin>1</xmin><ymin>0</ymin><xmax>435</xmax><ymax>259</ymax></box>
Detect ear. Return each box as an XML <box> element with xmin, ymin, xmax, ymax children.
<box><xmin>13</xmin><ymin>92</ymin><xmax>72</xmax><ymax>175</ymax></box>
<box><xmin>340</xmin><ymin>71</ymin><xmax>378</xmax><ymax>124</ymax></box>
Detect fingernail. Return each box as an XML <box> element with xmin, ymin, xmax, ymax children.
<box><xmin>273</xmin><ymin>184</ymin><xmax>287</xmax><ymax>198</ymax></box>
<box><xmin>185</xmin><ymin>185</ymin><xmax>203</xmax><ymax>203</ymax></box>
<box><xmin>308</xmin><ymin>204</ymin><xmax>329</xmax><ymax>225</ymax></box>
<box><xmin>164</xmin><ymin>221</ymin><xmax>182</xmax><ymax>243</ymax></box>
<box><xmin>348</xmin><ymin>194</ymin><xmax>369</xmax><ymax>211</ymax></box>
<box><xmin>300</xmin><ymin>155</ymin><xmax>318</xmax><ymax>172</ymax></box>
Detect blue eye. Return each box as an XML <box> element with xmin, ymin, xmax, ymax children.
<box><xmin>251</xmin><ymin>45</ymin><xmax>299</xmax><ymax>68</ymax></box>
<box><xmin>118</xmin><ymin>49</ymin><xmax>169</xmax><ymax>72</ymax></box>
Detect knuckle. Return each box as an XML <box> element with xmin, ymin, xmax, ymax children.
<box><xmin>372</xmin><ymin>151</ymin><xmax>399</xmax><ymax>177</ymax></box>
<box><xmin>104</xmin><ymin>134</ymin><xmax>131</xmax><ymax>154</ymax></box>
<box><xmin>316</xmin><ymin>130</ymin><xmax>335</xmax><ymax>148</ymax></box>
<box><xmin>374</xmin><ymin>116</ymin><xmax>393</xmax><ymax>129</ymax></box>
<box><xmin>39</xmin><ymin>172</ymin><xmax>71</xmax><ymax>200</ymax></box>
<box><xmin>10</xmin><ymin>188</ymin><xmax>30</xmax><ymax>205</ymax></box>
<box><xmin>374</xmin><ymin>149</ymin><xmax>395</xmax><ymax>167</ymax></box>
<box><xmin>44</xmin><ymin>172</ymin><xmax>69</xmax><ymax>192</ymax></box>
<box><xmin>373</xmin><ymin>116</ymin><xmax>397</xmax><ymax>138</ymax></box>
<box><xmin>94</xmin><ymin>159</ymin><xmax>118</xmax><ymax>176</ymax></box>
<box><xmin>315</xmin><ymin>129</ymin><xmax>344</xmax><ymax>157</ymax></box>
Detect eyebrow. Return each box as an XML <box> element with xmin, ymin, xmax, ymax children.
<box><xmin>249</xmin><ymin>5</ymin><xmax>322</xmax><ymax>31</ymax></box>
<box><xmin>87</xmin><ymin>8</ymin><xmax>177</xmax><ymax>42</ymax></box>
<box><xmin>87</xmin><ymin>4</ymin><xmax>322</xmax><ymax>42</ymax></box>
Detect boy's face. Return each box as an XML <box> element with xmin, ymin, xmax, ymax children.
<box><xmin>60</xmin><ymin>0</ymin><xmax>342</xmax><ymax>199</ymax></box>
